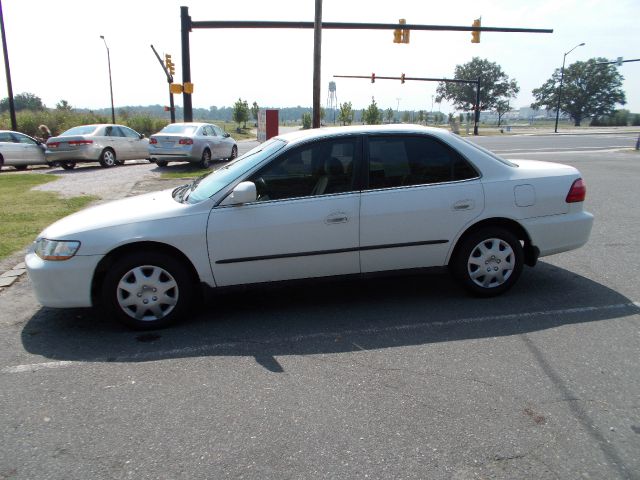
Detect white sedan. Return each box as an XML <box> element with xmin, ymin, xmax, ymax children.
<box><xmin>26</xmin><ymin>125</ymin><xmax>593</xmax><ymax>329</ymax></box>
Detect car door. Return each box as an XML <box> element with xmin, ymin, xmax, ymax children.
<box><xmin>212</xmin><ymin>125</ymin><xmax>229</xmax><ymax>158</ymax></box>
<box><xmin>0</xmin><ymin>132</ymin><xmax>23</xmax><ymax>165</ymax></box>
<box><xmin>12</xmin><ymin>132</ymin><xmax>45</xmax><ymax>165</ymax></box>
<box><xmin>207</xmin><ymin>136</ymin><xmax>362</xmax><ymax>286</ymax></box>
<box><xmin>203</xmin><ymin>125</ymin><xmax>222</xmax><ymax>159</ymax></box>
<box><xmin>103</xmin><ymin>125</ymin><xmax>128</xmax><ymax>159</ymax></box>
<box><xmin>359</xmin><ymin>134</ymin><xmax>484</xmax><ymax>273</ymax></box>
<box><xmin>120</xmin><ymin>126</ymin><xmax>148</xmax><ymax>159</ymax></box>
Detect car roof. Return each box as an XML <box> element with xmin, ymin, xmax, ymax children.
<box><xmin>275</xmin><ymin>124</ymin><xmax>455</xmax><ymax>145</ymax></box>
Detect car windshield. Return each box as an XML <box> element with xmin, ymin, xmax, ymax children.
<box><xmin>182</xmin><ymin>138</ymin><xmax>287</xmax><ymax>204</ymax></box>
<box><xmin>61</xmin><ymin>125</ymin><xmax>99</xmax><ymax>136</ymax></box>
<box><xmin>160</xmin><ymin>124</ymin><xmax>199</xmax><ymax>135</ymax></box>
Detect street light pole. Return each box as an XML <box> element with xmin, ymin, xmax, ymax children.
<box><xmin>554</xmin><ymin>42</ymin><xmax>584</xmax><ymax>133</ymax></box>
<box><xmin>100</xmin><ymin>35</ymin><xmax>116</xmax><ymax>124</ymax></box>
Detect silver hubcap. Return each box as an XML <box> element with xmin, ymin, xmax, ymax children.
<box><xmin>116</xmin><ymin>265</ymin><xmax>178</xmax><ymax>321</ymax></box>
<box><xmin>467</xmin><ymin>238</ymin><xmax>515</xmax><ymax>288</ymax></box>
<box><xmin>104</xmin><ymin>151</ymin><xmax>115</xmax><ymax>166</ymax></box>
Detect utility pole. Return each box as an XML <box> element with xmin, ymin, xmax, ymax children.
<box><xmin>312</xmin><ymin>0</ymin><xmax>322</xmax><ymax>128</ymax></box>
<box><xmin>0</xmin><ymin>0</ymin><xmax>17</xmax><ymax>130</ymax></box>
<box><xmin>181</xmin><ymin>6</ymin><xmax>193</xmax><ymax>122</ymax></box>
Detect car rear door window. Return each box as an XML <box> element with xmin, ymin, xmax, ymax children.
<box><xmin>367</xmin><ymin>135</ymin><xmax>478</xmax><ymax>189</ymax></box>
<box><xmin>249</xmin><ymin>137</ymin><xmax>358</xmax><ymax>201</ymax></box>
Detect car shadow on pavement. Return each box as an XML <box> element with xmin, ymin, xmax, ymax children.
<box><xmin>20</xmin><ymin>261</ymin><xmax>639</xmax><ymax>370</ymax></box>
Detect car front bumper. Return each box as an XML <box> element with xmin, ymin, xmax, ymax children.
<box><xmin>25</xmin><ymin>251</ymin><xmax>103</xmax><ymax>308</ymax></box>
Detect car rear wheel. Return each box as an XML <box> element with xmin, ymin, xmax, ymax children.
<box><xmin>451</xmin><ymin>227</ymin><xmax>523</xmax><ymax>297</ymax></box>
<box><xmin>101</xmin><ymin>251</ymin><xmax>194</xmax><ymax>330</ymax></box>
<box><xmin>228</xmin><ymin>145</ymin><xmax>238</xmax><ymax>161</ymax></box>
<box><xmin>60</xmin><ymin>161</ymin><xmax>76</xmax><ymax>170</ymax></box>
<box><xmin>155</xmin><ymin>160</ymin><xmax>168</xmax><ymax>167</ymax></box>
<box><xmin>199</xmin><ymin>148</ymin><xmax>212</xmax><ymax>169</ymax></box>
<box><xmin>99</xmin><ymin>148</ymin><xmax>117</xmax><ymax>168</ymax></box>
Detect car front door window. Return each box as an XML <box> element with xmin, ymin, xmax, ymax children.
<box><xmin>249</xmin><ymin>138</ymin><xmax>358</xmax><ymax>201</ymax></box>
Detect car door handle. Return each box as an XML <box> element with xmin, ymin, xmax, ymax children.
<box><xmin>325</xmin><ymin>212</ymin><xmax>349</xmax><ymax>224</ymax></box>
<box><xmin>452</xmin><ymin>199</ymin><xmax>474</xmax><ymax>211</ymax></box>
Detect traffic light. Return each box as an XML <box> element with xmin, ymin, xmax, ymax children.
<box><xmin>371</xmin><ymin>73</ymin><xmax>376</xmax><ymax>83</ymax></box>
<box><xmin>394</xmin><ymin>18</ymin><xmax>408</xmax><ymax>43</ymax></box>
<box><xmin>400</xmin><ymin>73</ymin><xmax>405</xmax><ymax>84</ymax></box>
<box><xmin>164</xmin><ymin>54</ymin><xmax>175</xmax><ymax>76</ymax></box>
<box><xmin>471</xmin><ymin>18</ymin><xmax>481</xmax><ymax>43</ymax></box>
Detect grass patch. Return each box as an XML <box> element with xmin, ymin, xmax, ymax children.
<box><xmin>159</xmin><ymin>166</ymin><xmax>212</xmax><ymax>180</ymax></box>
<box><xmin>0</xmin><ymin>175</ymin><xmax>97</xmax><ymax>260</ymax></box>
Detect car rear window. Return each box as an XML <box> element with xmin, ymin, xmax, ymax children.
<box><xmin>61</xmin><ymin>126</ymin><xmax>99</xmax><ymax>136</ymax></box>
<box><xmin>160</xmin><ymin>124</ymin><xmax>199</xmax><ymax>135</ymax></box>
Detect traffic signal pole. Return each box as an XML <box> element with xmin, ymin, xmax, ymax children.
<box><xmin>178</xmin><ymin>6</ymin><xmax>552</xmax><ymax>125</ymax></box>
<box><xmin>336</xmin><ymin>74</ymin><xmax>482</xmax><ymax>135</ymax></box>
<box><xmin>150</xmin><ymin>44</ymin><xmax>176</xmax><ymax>123</ymax></box>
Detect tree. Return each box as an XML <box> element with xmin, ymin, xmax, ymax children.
<box><xmin>232</xmin><ymin>98</ymin><xmax>250</xmax><ymax>128</ymax></box>
<box><xmin>385</xmin><ymin>108</ymin><xmax>394</xmax><ymax>124</ymax></box>
<box><xmin>531</xmin><ymin>58</ymin><xmax>626</xmax><ymax>126</ymax></box>
<box><xmin>401</xmin><ymin>111</ymin><xmax>410</xmax><ymax>123</ymax></box>
<box><xmin>495</xmin><ymin>99</ymin><xmax>511</xmax><ymax>126</ymax></box>
<box><xmin>338</xmin><ymin>102</ymin><xmax>354</xmax><ymax>126</ymax></box>
<box><xmin>362</xmin><ymin>98</ymin><xmax>381</xmax><ymax>125</ymax></box>
<box><xmin>0</xmin><ymin>92</ymin><xmax>45</xmax><ymax>112</ymax></box>
<box><xmin>250</xmin><ymin>101</ymin><xmax>259</xmax><ymax>122</ymax></box>
<box><xmin>436</xmin><ymin>58</ymin><xmax>519</xmax><ymax>114</ymax></box>
<box><xmin>56</xmin><ymin>99</ymin><xmax>73</xmax><ymax>111</ymax></box>
<box><xmin>417</xmin><ymin>110</ymin><xmax>425</xmax><ymax>125</ymax></box>
<box><xmin>302</xmin><ymin>112</ymin><xmax>312</xmax><ymax>129</ymax></box>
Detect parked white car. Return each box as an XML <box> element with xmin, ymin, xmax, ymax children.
<box><xmin>0</xmin><ymin>130</ymin><xmax>48</xmax><ymax>170</ymax></box>
<box><xmin>26</xmin><ymin>125</ymin><xmax>593</xmax><ymax>329</ymax></box>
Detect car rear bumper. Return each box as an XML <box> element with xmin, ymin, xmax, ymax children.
<box><xmin>25</xmin><ymin>252</ymin><xmax>103</xmax><ymax>308</ymax></box>
<box><xmin>522</xmin><ymin>209</ymin><xmax>594</xmax><ymax>257</ymax></box>
<box><xmin>45</xmin><ymin>147</ymin><xmax>100</xmax><ymax>162</ymax></box>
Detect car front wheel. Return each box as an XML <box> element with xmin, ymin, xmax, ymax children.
<box><xmin>228</xmin><ymin>145</ymin><xmax>238</xmax><ymax>161</ymax></box>
<box><xmin>102</xmin><ymin>251</ymin><xmax>194</xmax><ymax>329</ymax></box>
<box><xmin>451</xmin><ymin>227</ymin><xmax>523</xmax><ymax>297</ymax></box>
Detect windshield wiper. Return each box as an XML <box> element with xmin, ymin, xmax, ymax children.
<box><xmin>172</xmin><ymin>184</ymin><xmax>191</xmax><ymax>203</ymax></box>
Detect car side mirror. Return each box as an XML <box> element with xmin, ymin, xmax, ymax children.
<box><xmin>139</xmin><ymin>134</ymin><xmax>145</xmax><ymax>139</ymax></box>
<box><xmin>223</xmin><ymin>132</ymin><xmax>230</xmax><ymax>138</ymax></box>
<box><xmin>225</xmin><ymin>181</ymin><xmax>257</xmax><ymax>205</ymax></box>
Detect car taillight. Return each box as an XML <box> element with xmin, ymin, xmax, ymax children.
<box><xmin>566</xmin><ymin>178</ymin><xmax>586</xmax><ymax>203</ymax></box>
<box><xmin>47</xmin><ymin>142</ymin><xmax>60</xmax><ymax>148</ymax></box>
<box><xmin>178</xmin><ymin>138</ymin><xmax>193</xmax><ymax>145</ymax></box>
<box><xmin>68</xmin><ymin>140</ymin><xmax>93</xmax><ymax>146</ymax></box>
<box><xmin>149</xmin><ymin>138</ymin><xmax>158</xmax><ymax>144</ymax></box>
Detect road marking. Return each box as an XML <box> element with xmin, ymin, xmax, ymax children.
<box><xmin>2</xmin><ymin>301</ymin><xmax>638</xmax><ymax>374</ymax></box>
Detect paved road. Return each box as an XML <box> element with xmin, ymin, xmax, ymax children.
<box><xmin>1</xmin><ymin>133</ymin><xmax>639</xmax><ymax>479</ymax></box>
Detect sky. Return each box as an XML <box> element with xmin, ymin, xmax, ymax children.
<box><xmin>1</xmin><ymin>0</ymin><xmax>638</xmax><ymax>115</ymax></box>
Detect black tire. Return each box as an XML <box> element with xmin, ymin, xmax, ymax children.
<box><xmin>0</xmin><ymin>154</ymin><xmax>4</xmax><ymax>171</ymax></box>
<box><xmin>60</xmin><ymin>161</ymin><xmax>76</xmax><ymax>170</ymax></box>
<box><xmin>450</xmin><ymin>227</ymin><xmax>524</xmax><ymax>297</ymax></box>
<box><xmin>199</xmin><ymin>148</ymin><xmax>212</xmax><ymax>169</ymax></box>
<box><xmin>228</xmin><ymin>145</ymin><xmax>238</xmax><ymax>161</ymax></box>
<box><xmin>101</xmin><ymin>251</ymin><xmax>194</xmax><ymax>330</ymax></box>
<box><xmin>99</xmin><ymin>148</ymin><xmax>117</xmax><ymax>168</ymax></box>
<box><xmin>155</xmin><ymin>160</ymin><xmax>169</xmax><ymax>167</ymax></box>
<box><xmin>14</xmin><ymin>165</ymin><xmax>28</xmax><ymax>171</ymax></box>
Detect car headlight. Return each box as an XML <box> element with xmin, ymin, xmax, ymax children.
<box><xmin>35</xmin><ymin>238</ymin><xmax>81</xmax><ymax>261</ymax></box>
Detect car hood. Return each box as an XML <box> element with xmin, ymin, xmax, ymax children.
<box><xmin>40</xmin><ymin>188</ymin><xmax>193</xmax><ymax>239</ymax></box>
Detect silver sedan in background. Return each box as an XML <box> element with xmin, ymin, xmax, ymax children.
<box><xmin>148</xmin><ymin>122</ymin><xmax>238</xmax><ymax>168</ymax></box>
<box><xmin>0</xmin><ymin>130</ymin><xmax>48</xmax><ymax>171</ymax></box>
<box><xmin>45</xmin><ymin>124</ymin><xmax>149</xmax><ymax>170</ymax></box>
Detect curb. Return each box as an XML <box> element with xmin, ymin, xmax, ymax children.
<box><xmin>0</xmin><ymin>262</ymin><xmax>27</xmax><ymax>292</ymax></box>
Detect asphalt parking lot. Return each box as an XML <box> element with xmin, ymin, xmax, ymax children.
<box><xmin>1</xmin><ymin>133</ymin><xmax>639</xmax><ymax>479</ymax></box>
